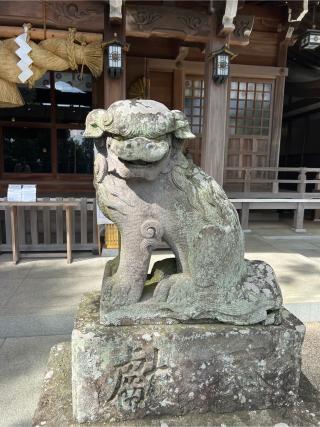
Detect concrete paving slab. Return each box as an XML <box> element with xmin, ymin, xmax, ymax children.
<box><xmin>250</xmin><ymin>220</ymin><xmax>320</xmax><ymax>237</ymax></box>
<box><xmin>264</xmin><ymin>239</ymin><xmax>320</xmax><ymax>252</ymax></box>
<box><xmin>0</xmin><ymin>313</ymin><xmax>74</xmax><ymax>338</ymax></box>
<box><xmin>293</xmin><ymin>251</ymin><xmax>320</xmax><ymax>260</ymax></box>
<box><xmin>287</xmin><ymin>303</ymin><xmax>320</xmax><ymax>323</ymax></box>
<box><xmin>245</xmin><ymin>252</ymin><xmax>320</xmax><ymax>304</ymax></box>
<box><xmin>0</xmin><ymin>334</ymin><xmax>69</xmax><ymax>427</ymax></box>
<box><xmin>0</xmin><ymin>264</ymin><xmax>32</xmax><ymax>280</ymax></box>
<box><xmin>243</xmin><ymin>235</ymin><xmax>277</xmax><ymax>253</ymax></box>
<box><xmin>3</xmin><ymin>276</ymin><xmax>101</xmax><ymax>314</ymax></box>
<box><xmin>0</xmin><ymin>278</ymin><xmax>25</xmax><ymax>307</ymax></box>
<box><xmin>312</xmin><ymin>241</ymin><xmax>320</xmax><ymax>249</ymax></box>
<box><xmin>26</xmin><ymin>256</ymin><xmax>106</xmax><ymax>279</ymax></box>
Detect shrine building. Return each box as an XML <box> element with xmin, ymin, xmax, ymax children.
<box><xmin>0</xmin><ymin>0</ymin><xmax>319</xmax><ymax>253</ymax></box>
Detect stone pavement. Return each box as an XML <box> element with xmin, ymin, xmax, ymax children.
<box><xmin>0</xmin><ymin>220</ymin><xmax>320</xmax><ymax>427</ymax></box>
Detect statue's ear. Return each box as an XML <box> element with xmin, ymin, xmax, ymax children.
<box><xmin>83</xmin><ymin>109</ymin><xmax>113</xmax><ymax>138</ymax></box>
<box><xmin>171</xmin><ymin>110</ymin><xmax>195</xmax><ymax>140</ymax></box>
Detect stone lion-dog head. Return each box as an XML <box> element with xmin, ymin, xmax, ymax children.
<box><xmin>83</xmin><ymin>99</ymin><xmax>195</xmax><ymax>181</ymax></box>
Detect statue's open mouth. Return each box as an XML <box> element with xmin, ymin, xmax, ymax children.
<box><xmin>123</xmin><ymin>159</ymin><xmax>150</xmax><ymax>166</ymax></box>
<box><xmin>122</xmin><ymin>158</ymin><xmax>162</xmax><ymax>167</ymax></box>
<box><xmin>107</xmin><ymin>135</ymin><xmax>170</xmax><ymax>167</ymax></box>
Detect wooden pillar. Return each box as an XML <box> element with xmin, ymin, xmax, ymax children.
<box><xmin>65</xmin><ymin>206</ymin><xmax>73</xmax><ymax>264</ymax></box>
<box><xmin>270</xmin><ymin>36</ymin><xmax>289</xmax><ymax>168</ymax></box>
<box><xmin>173</xmin><ymin>69</ymin><xmax>185</xmax><ymax>111</ymax></box>
<box><xmin>201</xmin><ymin>17</ymin><xmax>229</xmax><ymax>186</ymax></box>
<box><xmin>104</xmin><ymin>2</ymin><xmax>126</xmax><ymax>107</ymax></box>
<box><xmin>293</xmin><ymin>203</ymin><xmax>306</xmax><ymax>233</ymax></box>
<box><xmin>270</xmin><ymin>75</ymin><xmax>286</xmax><ymax>168</ymax></box>
<box><xmin>240</xmin><ymin>202</ymin><xmax>250</xmax><ymax>231</ymax></box>
<box><xmin>10</xmin><ymin>205</ymin><xmax>19</xmax><ymax>265</ymax></box>
<box><xmin>103</xmin><ymin>2</ymin><xmax>126</xmax><ymax>251</ymax></box>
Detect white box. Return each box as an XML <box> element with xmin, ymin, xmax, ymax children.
<box><xmin>7</xmin><ymin>184</ymin><xmax>22</xmax><ymax>202</ymax></box>
<box><xmin>21</xmin><ymin>184</ymin><xmax>37</xmax><ymax>202</ymax></box>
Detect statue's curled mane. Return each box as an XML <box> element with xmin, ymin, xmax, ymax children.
<box><xmin>169</xmin><ymin>143</ymin><xmax>238</xmax><ymax>226</ymax></box>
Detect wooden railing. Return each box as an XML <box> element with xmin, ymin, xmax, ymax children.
<box><xmin>0</xmin><ymin>197</ymin><xmax>98</xmax><ymax>252</ymax></box>
<box><xmin>224</xmin><ymin>167</ymin><xmax>320</xmax><ymax>231</ymax></box>
<box><xmin>224</xmin><ymin>167</ymin><xmax>320</xmax><ymax>194</ymax></box>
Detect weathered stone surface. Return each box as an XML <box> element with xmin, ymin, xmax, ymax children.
<box><xmin>103</xmin><ymin>259</ymin><xmax>283</xmax><ymax>327</ymax></box>
<box><xmin>33</xmin><ymin>341</ymin><xmax>320</xmax><ymax>427</ymax></box>
<box><xmin>34</xmin><ymin>346</ymin><xmax>320</xmax><ymax>427</ymax></box>
<box><xmin>71</xmin><ymin>292</ymin><xmax>305</xmax><ymax>424</ymax></box>
<box><xmin>84</xmin><ymin>99</ymin><xmax>283</xmax><ymax>326</ymax></box>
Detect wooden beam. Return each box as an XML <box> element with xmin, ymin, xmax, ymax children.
<box><xmin>230</xmin><ymin>15</ymin><xmax>254</xmax><ymax>46</ymax></box>
<box><xmin>104</xmin><ymin>2</ymin><xmax>126</xmax><ymax>107</ymax></box>
<box><xmin>146</xmin><ymin>58</ymin><xmax>204</xmax><ymax>75</ymax></box>
<box><xmin>0</xmin><ymin>1</ymin><xmax>104</xmax><ymax>33</ymax></box>
<box><xmin>126</xmin><ymin>5</ymin><xmax>253</xmax><ymax>47</ymax></box>
<box><xmin>218</xmin><ymin>0</ymin><xmax>238</xmax><ymax>37</ymax></box>
<box><xmin>201</xmin><ymin>16</ymin><xmax>228</xmax><ymax>185</ymax></box>
<box><xmin>175</xmin><ymin>46</ymin><xmax>189</xmax><ymax>68</ymax></box>
<box><xmin>287</xmin><ymin>0</ymin><xmax>308</xmax><ymax>22</ymax></box>
<box><xmin>231</xmin><ymin>64</ymin><xmax>288</xmax><ymax>79</ymax></box>
<box><xmin>126</xmin><ymin>4</ymin><xmax>210</xmax><ymax>43</ymax></box>
<box><xmin>109</xmin><ymin>0</ymin><xmax>123</xmax><ymax>23</ymax></box>
<box><xmin>286</xmin><ymin>80</ymin><xmax>320</xmax><ymax>96</ymax></box>
<box><xmin>284</xmin><ymin>101</ymin><xmax>320</xmax><ymax>118</ymax></box>
<box><xmin>277</xmin><ymin>23</ymin><xmax>295</xmax><ymax>68</ymax></box>
<box><xmin>0</xmin><ymin>25</ymin><xmax>103</xmax><ymax>42</ymax></box>
<box><xmin>173</xmin><ymin>68</ymin><xmax>185</xmax><ymax>110</ymax></box>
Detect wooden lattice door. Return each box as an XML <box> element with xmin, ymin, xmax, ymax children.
<box><xmin>226</xmin><ymin>79</ymin><xmax>274</xmax><ymax>185</ymax></box>
<box><xmin>184</xmin><ymin>76</ymin><xmax>204</xmax><ymax>165</ymax></box>
<box><xmin>227</xmin><ymin>137</ymin><xmax>270</xmax><ymax>176</ymax></box>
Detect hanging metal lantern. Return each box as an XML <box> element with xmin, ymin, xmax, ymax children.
<box><xmin>107</xmin><ymin>40</ymin><xmax>123</xmax><ymax>79</ymax></box>
<box><xmin>211</xmin><ymin>46</ymin><xmax>236</xmax><ymax>84</ymax></box>
<box><xmin>299</xmin><ymin>29</ymin><xmax>320</xmax><ymax>50</ymax></box>
<box><xmin>299</xmin><ymin>3</ymin><xmax>320</xmax><ymax>50</ymax></box>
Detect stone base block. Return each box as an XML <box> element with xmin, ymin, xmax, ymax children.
<box><xmin>71</xmin><ymin>292</ymin><xmax>305</xmax><ymax>424</ymax></box>
<box><xmin>33</xmin><ymin>341</ymin><xmax>320</xmax><ymax>427</ymax></box>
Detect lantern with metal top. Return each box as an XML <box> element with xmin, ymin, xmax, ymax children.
<box><xmin>107</xmin><ymin>39</ymin><xmax>123</xmax><ymax>79</ymax></box>
<box><xmin>211</xmin><ymin>46</ymin><xmax>236</xmax><ymax>84</ymax></box>
<box><xmin>299</xmin><ymin>3</ymin><xmax>320</xmax><ymax>50</ymax></box>
<box><xmin>299</xmin><ymin>29</ymin><xmax>320</xmax><ymax>50</ymax></box>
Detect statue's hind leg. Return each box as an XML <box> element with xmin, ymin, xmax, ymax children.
<box><xmin>153</xmin><ymin>272</ymin><xmax>195</xmax><ymax>304</ymax></box>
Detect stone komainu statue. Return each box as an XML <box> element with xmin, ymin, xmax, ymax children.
<box><xmin>84</xmin><ymin>100</ymin><xmax>283</xmax><ymax>326</ymax></box>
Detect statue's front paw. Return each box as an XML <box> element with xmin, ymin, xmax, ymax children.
<box><xmin>102</xmin><ymin>273</ymin><xmax>145</xmax><ymax>308</ymax></box>
<box><xmin>101</xmin><ymin>275</ymin><xmax>131</xmax><ymax>308</ymax></box>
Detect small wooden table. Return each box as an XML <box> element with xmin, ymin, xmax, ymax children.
<box><xmin>0</xmin><ymin>201</ymin><xmax>79</xmax><ymax>264</ymax></box>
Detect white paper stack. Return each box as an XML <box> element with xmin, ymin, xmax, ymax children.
<box><xmin>21</xmin><ymin>184</ymin><xmax>37</xmax><ymax>202</ymax></box>
<box><xmin>7</xmin><ymin>184</ymin><xmax>22</xmax><ymax>202</ymax></box>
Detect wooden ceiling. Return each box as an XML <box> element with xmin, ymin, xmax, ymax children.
<box><xmin>0</xmin><ymin>1</ymin><xmax>105</xmax><ymax>32</ymax></box>
<box><xmin>0</xmin><ymin>1</ymin><xmax>288</xmax><ymax>34</ymax></box>
<box><xmin>0</xmin><ymin>0</ymin><xmax>300</xmax><ymax>68</ymax></box>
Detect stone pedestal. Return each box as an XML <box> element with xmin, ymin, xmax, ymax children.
<box><xmin>72</xmin><ymin>292</ymin><xmax>305</xmax><ymax>424</ymax></box>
